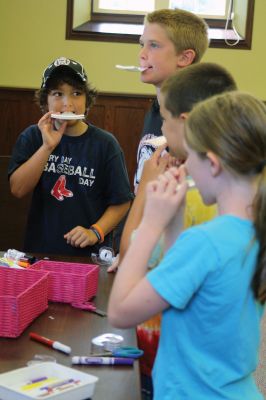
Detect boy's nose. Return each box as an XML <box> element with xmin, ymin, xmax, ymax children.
<box><xmin>139</xmin><ymin>46</ymin><xmax>147</xmax><ymax>60</ymax></box>
<box><xmin>62</xmin><ymin>96</ymin><xmax>73</xmax><ymax>108</ymax></box>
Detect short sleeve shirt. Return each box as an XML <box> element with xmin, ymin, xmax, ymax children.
<box><xmin>8</xmin><ymin>124</ymin><xmax>134</xmax><ymax>255</ymax></box>
<box><xmin>147</xmin><ymin>216</ymin><xmax>264</xmax><ymax>400</ymax></box>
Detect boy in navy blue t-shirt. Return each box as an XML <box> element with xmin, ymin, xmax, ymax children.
<box><xmin>8</xmin><ymin>57</ymin><xmax>133</xmax><ymax>256</ymax></box>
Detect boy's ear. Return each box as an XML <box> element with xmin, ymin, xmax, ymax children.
<box><xmin>179</xmin><ymin>112</ymin><xmax>189</xmax><ymax>121</ymax></box>
<box><xmin>206</xmin><ymin>151</ymin><xmax>222</xmax><ymax>177</ymax></box>
<box><xmin>177</xmin><ymin>49</ymin><xmax>196</xmax><ymax>67</ymax></box>
<box><xmin>42</xmin><ymin>104</ymin><xmax>49</xmax><ymax>114</ymax></box>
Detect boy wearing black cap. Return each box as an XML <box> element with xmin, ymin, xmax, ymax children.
<box><xmin>8</xmin><ymin>57</ymin><xmax>133</xmax><ymax>256</ymax></box>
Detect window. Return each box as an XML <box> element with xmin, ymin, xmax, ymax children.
<box><xmin>93</xmin><ymin>0</ymin><xmax>154</xmax><ymax>14</ymax></box>
<box><xmin>66</xmin><ymin>0</ymin><xmax>255</xmax><ymax>49</ymax></box>
<box><xmin>93</xmin><ymin>0</ymin><xmax>229</xmax><ymax>19</ymax></box>
<box><xmin>168</xmin><ymin>1</ymin><xmax>228</xmax><ymax>18</ymax></box>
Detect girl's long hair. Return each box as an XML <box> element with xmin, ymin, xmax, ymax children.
<box><xmin>185</xmin><ymin>91</ymin><xmax>266</xmax><ymax>303</ymax></box>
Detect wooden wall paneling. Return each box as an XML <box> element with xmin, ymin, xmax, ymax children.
<box><xmin>0</xmin><ymin>88</ymin><xmax>42</xmax><ymax>155</ymax></box>
<box><xmin>89</xmin><ymin>95</ymin><xmax>153</xmax><ymax>187</ymax></box>
<box><xmin>113</xmin><ymin>104</ymin><xmax>147</xmax><ymax>186</ymax></box>
<box><xmin>0</xmin><ymin>156</ymin><xmax>32</xmax><ymax>251</ymax></box>
<box><xmin>87</xmin><ymin>103</ymin><xmax>106</xmax><ymax>130</ymax></box>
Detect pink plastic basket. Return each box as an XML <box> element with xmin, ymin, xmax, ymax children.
<box><xmin>0</xmin><ymin>267</ymin><xmax>49</xmax><ymax>338</ymax></box>
<box><xmin>30</xmin><ymin>260</ymin><xmax>99</xmax><ymax>306</ymax></box>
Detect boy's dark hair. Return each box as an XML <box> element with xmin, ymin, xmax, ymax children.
<box><xmin>35</xmin><ymin>66</ymin><xmax>97</xmax><ymax>114</ymax></box>
<box><xmin>161</xmin><ymin>63</ymin><xmax>237</xmax><ymax>117</ymax></box>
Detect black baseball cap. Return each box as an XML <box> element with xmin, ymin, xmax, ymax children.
<box><xmin>41</xmin><ymin>57</ymin><xmax>87</xmax><ymax>88</ymax></box>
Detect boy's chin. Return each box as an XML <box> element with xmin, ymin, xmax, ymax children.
<box><xmin>60</xmin><ymin>119</ymin><xmax>78</xmax><ymax>126</ymax></box>
<box><xmin>55</xmin><ymin>120</ymin><xmax>78</xmax><ymax>132</ymax></box>
<box><xmin>140</xmin><ymin>74</ymin><xmax>154</xmax><ymax>84</ymax></box>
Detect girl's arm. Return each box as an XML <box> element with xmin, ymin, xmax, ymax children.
<box><xmin>108</xmin><ymin>169</ymin><xmax>187</xmax><ymax>328</ymax></box>
<box><xmin>109</xmin><ymin>222</ymin><xmax>169</xmax><ymax>328</ymax></box>
<box><xmin>119</xmin><ymin>146</ymin><xmax>172</xmax><ymax>260</ymax></box>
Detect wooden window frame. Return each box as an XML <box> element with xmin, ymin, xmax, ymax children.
<box><xmin>66</xmin><ymin>0</ymin><xmax>255</xmax><ymax>49</ymax></box>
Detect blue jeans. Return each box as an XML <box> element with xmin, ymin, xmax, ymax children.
<box><xmin>141</xmin><ymin>374</ymin><xmax>153</xmax><ymax>400</ymax></box>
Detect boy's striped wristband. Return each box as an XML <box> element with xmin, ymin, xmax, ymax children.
<box><xmin>90</xmin><ymin>224</ymin><xmax>104</xmax><ymax>243</ymax></box>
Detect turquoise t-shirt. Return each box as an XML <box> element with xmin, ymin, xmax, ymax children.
<box><xmin>147</xmin><ymin>215</ymin><xmax>264</xmax><ymax>400</ymax></box>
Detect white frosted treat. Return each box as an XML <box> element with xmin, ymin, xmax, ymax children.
<box><xmin>143</xmin><ymin>136</ymin><xmax>167</xmax><ymax>147</ymax></box>
<box><xmin>115</xmin><ymin>64</ymin><xmax>147</xmax><ymax>72</ymax></box>
<box><xmin>51</xmin><ymin>112</ymin><xmax>85</xmax><ymax>120</ymax></box>
<box><xmin>176</xmin><ymin>176</ymin><xmax>196</xmax><ymax>191</ymax></box>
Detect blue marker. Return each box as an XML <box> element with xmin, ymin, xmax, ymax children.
<box><xmin>28</xmin><ymin>376</ymin><xmax>48</xmax><ymax>384</ymax></box>
<box><xmin>40</xmin><ymin>378</ymin><xmax>75</xmax><ymax>391</ymax></box>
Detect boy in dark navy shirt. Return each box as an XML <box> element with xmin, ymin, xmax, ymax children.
<box><xmin>8</xmin><ymin>57</ymin><xmax>133</xmax><ymax>256</ymax></box>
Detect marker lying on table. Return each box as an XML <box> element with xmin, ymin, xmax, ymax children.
<box><xmin>21</xmin><ymin>377</ymin><xmax>55</xmax><ymax>391</ymax></box>
<box><xmin>28</xmin><ymin>376</ymin><xmax>48</xmax><ymax>384</ymax></box>
<box><xmin>72</xmin><ymin>356</ymin><xmax>134</xmax><ymax>366</ymax></box>
<box><xmin>29</xmin><ymin>332</ymin><xmax>71</xmax><ymax>354</ymax></box>
<box><xmin>40</xmin><ymin>378</ymin><xmax>77</xmax><ymax>391</ymax></box>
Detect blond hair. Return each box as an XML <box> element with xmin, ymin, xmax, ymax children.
<box><xmin>185</xmin><ymin>91</ymin><xmax>266</xmax><ymax>303</ymax></box>
<box><xmin>145</xmin><ymin>8</ymin><xmax>209</xmax><ymax>63</ymax></box>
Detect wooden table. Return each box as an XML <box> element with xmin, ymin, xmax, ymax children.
<box><xmin>0</xmin><ymin>255</ymin><xmax>141</xmax><ymax>400</ymax></box>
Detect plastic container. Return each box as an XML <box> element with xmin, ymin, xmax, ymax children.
<box><xmin>0</xmin><ymin>362</ymin><xmax>98</xmax><ymax>399</ymax></box>
<box><xmin>0</xmin><ymin>267</ymin><xmax>49</xmax><ymax>338</ymax></box>
<box><xmin>29</xmin><ymin>260</ymin><xmax>99</xmax><ymax>306</ymax></box>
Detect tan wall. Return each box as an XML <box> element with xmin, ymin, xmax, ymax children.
<box><xmin>0</xmin><ymin>0</ymin><xmax>265</xmax><ymax>97</ymax></box>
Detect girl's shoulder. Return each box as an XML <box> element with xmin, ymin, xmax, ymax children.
<box><xmin>186</xmin><ymin>215</ymin><xmax>254</xmax><ymax>255</ymax></box>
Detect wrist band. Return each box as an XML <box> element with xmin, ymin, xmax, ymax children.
<box><xmin>89</xmin><ymin>226</ymin><xmax>101</xmax><ymax>242</ymax></box>
<box><xmin>90</xmin><ymin>224</ymin><xmax>104</xmax><ymax>244</ymax></box>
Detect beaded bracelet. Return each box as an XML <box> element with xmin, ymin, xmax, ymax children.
<box><xmin>90</xmin><ymin>224</ymin><xmax>104</xmax><ymax>244</ymax></box>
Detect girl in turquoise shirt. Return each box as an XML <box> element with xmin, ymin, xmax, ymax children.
<box><xmin>108</xmin><ymin>91</ymin><xmax>266</xmax><ymax>399</ymax></box>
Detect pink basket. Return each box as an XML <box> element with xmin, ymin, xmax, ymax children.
<box><xmin>30</xmin><ymin>260</ymin><xmax>99</xmax><ymax>306</ymax></box>
<box><xmin>0</xmin><ymin>267</ymin><xmax>49</xmax><ymax>338</ymax></box>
